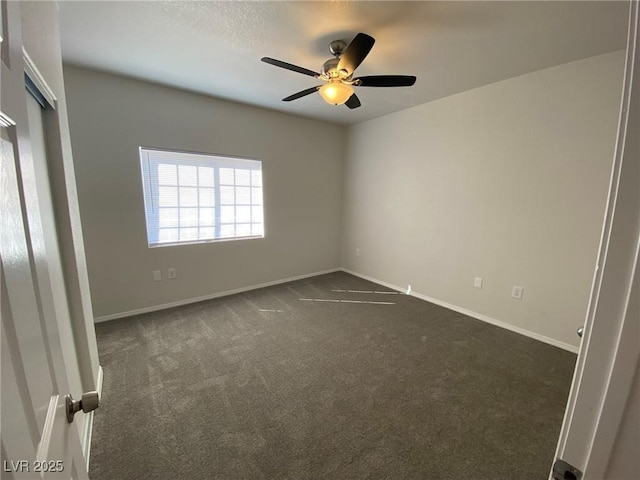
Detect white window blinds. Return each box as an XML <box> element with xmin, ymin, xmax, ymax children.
<box><xmin>139</xmin><ymin>147</ymin><xmax>264</xmax><ymax>247</ymax></box>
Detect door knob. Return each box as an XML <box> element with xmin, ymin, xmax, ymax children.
<box><xmin>577</xmin><ymin>327</ymin><xmax>584</xmax><ymax>338</ymax></box>
<box><xmin>65</xmin><ymin>391</ymin><xmax>100</xmax><ymax>423</ymax></box>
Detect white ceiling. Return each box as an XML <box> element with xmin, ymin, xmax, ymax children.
<box><xmin>58</xmin><ymin>1</ymin><xmax>629</xmax><ymax>126</ymax></box>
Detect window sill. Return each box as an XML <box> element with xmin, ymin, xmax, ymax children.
<box><xmin>148</xmin><ymin>234</ymin><xmax>265</xmax><ymax>248</ymax></box>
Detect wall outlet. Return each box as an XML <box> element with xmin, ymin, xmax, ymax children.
<box><xmin>355</xmin><ymin>248</ymin><xmax>360</xmax><ymax>257</ymax></box>
<box><xmin>474</xmin><ymin>277</ymin><xmax>483</xmax><ymax>289</ymax></box>
<box><xmin>153</xmin><ymin>270</ymin><xmax>162</xmax><ymax>281</ymax></box>
<box><xmin>511</xmin><ymin>286</ymin><xmax>524</xmax><ymax>300</ymax></box>
<box><xmin>168</xmin><ymin>268</ymin><xmax>177</xmax><ymax>279</ymax></box>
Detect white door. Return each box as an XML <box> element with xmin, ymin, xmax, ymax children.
<box><xmin>1</xmin><ymin>1</ymin><xmax>90</xmax><ymax>478</ymax></box>
<box><xmin>1</xmin><ymin>127</ymin><xmax>89</xmax><ymax>480</ymax></box>
<box><xmin>552</xmin><ymin>2</ymin><xmax>639</xmax><ymax>479</ymax></box>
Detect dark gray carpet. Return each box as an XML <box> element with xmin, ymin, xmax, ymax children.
<box><xmin>90</xmin><ymin>272</ymin><xmax>575</xmax><ymax>480</ymax></box>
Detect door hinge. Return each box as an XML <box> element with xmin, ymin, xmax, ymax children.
<box><xmin>552</xmin><ymin>458</ymin><xmax>583</xmax><ymax>480</ymax></box>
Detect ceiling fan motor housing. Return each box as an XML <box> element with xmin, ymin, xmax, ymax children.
<box><xmin>322</xmin><ymin>58</ymin><xmax>339</xmax><ymax>77</ymax></box>
<box><xmin>323</xmin><ymin>40</ymin><xmax>351</xmax><ymax>79</ymax></box>
<box><xmin>322</xmin><ymin>57</ymin><xmax>350</xmax><ymax>80</ymax></box>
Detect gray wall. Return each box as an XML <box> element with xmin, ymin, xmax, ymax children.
<box><xmin>341</xmin><ymin>51</ymin><xmax>625</xmax><ymax>350</ymax></box>
<box><xmin>64</xmin><ymin>67</ymin><xmax>345</xmax><ymax>319</ymax></box>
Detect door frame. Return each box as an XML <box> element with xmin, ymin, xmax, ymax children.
<box><xmin>552</xmin><ymin>1</ymin><xmax>639</xmax><ymax>477</ymax></box>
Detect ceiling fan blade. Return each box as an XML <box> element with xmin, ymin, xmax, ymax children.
<box><xmin>282</xmin><ymin>86</ymin><xmax>322</xmax><ymax>102</ymax></box>
<box><xmin>337</xmin><ymin>33</ymin><xmax>375</xmax><ymax>75</ymax></box>
<box><xmin>354</xmin><ymin>75</ymin><xmax>417</xmax><ymax>87</ymax></box>
<box><xmin>261</xmin><ymin>57</ymin><xmax>320</xmax><ymax>78</ymax></box>
<box><xmin>345</xmin><ymin>93</ymin><xmax>361</xmax><ymax>109</ymax></box>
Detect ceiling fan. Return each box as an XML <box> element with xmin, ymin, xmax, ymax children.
<box><xmin>261</xmin><ymin>33</ymin><xmax>417</xmax><ymax>109</ymax></box>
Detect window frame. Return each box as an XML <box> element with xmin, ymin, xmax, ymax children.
<box><xmin>139</xmin><ymin>146</ymin><xmax>264</xmax><ymax>248</ymax></box>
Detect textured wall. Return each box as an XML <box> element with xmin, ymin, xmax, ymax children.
<box><xmin>64</xmin><ymin>67</ymin><xmax>345</xmax><ymax>319</ymax></box>
<box><xmin>341</xmin><ymin>51</ymin><xmax>625</xmax><ymax>349</ymax></box>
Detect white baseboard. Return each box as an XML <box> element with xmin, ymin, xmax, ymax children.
<box><xmin>94</xmin><ymin>268</ymin><xmax>341</xmax><ymax>323</ymax></box>
<box><xmin>341</xmin><ymin>268</ymin><xmax>579</xmax><ymax>354</ymax></box>
<box><xmin>340</xmin><ymin>269</ymin><xmax>410</xmax><ymax>294</ymax></box>
<box><xmin>93</xmin><ymin>266</ymin><xmax>578</xmax><ymax>353</ymax></box>
<box><xmin>82</xmin><ymin>365</ymin><xmax>103</xmax><ymax>470</ymax></box>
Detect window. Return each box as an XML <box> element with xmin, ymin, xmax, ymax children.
<box><xmin>139</xmin><ymin>147</ymin><xmax>264</xmax><ymax>247</ymax></box>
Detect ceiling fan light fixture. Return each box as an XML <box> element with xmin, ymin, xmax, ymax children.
<box><xmin>319</xmin><ymin>81</ymin><xmax>353</xmax><ymax>105</ymax></box>
<box><xmin>262</xmin><ymin>32</ymin><xmax>416</xmax><ymax>110</ymax></box>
